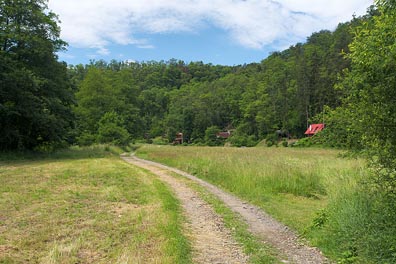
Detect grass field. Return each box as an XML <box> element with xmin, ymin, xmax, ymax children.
<box><xmin>2</xmin><ymin>144</ymin><xmax>386</xmax><ymax>263</ymax></box>
<box><xmin>0</xmin><ymin>146</ymin><xmax>190</xmax><ymax>263</ymax></box>
<box><xmin>136</xmin><ymin>145</ymin><xmax>366</xmax><ymax>231</ymax></box>
<box><xmin>136</xmin><ymin>145</ymin><xmax>370</xmax><ymax>261</ymax></box>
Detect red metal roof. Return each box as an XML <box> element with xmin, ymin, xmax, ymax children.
<box><xmin>216</xmin><ymin>131</ymin><xmax>231</xmax><ymax>139</ymax></box>
<box><xmin>304</xmin><ymin>124</ymin><xmax>325</xmax><ymax>135</ymax></box>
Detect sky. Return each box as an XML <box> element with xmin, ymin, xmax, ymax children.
<box><xmin>48</xmin><ymin>0</ymin><xmax>374</xmax><ymax>66</ymax></box>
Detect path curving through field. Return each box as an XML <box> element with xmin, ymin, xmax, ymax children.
<box><xmin>122</xmin><ymin>155</ymin><xmax>329</xmax><ymax>264</ymax></box>
<box><xmin>122</xmin><ymin>155</ymin><xmax>249</xmax><ymax>264</ymax></box>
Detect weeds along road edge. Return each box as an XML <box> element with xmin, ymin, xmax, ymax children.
<box><xmin>122</xmin><ymin>154</ymin><xmax>329</xmax><ymax>264</ymax></box>
<box><xmin>122</xmin><ymin>155</ymin><xmax>249</xmax><ymax>264</ymax></box>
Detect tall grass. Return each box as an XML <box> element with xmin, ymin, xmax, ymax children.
<box><xmin>136</xmin><ymin>145</ymin><xmax>365</xmax><ymax>230</ymax></box>
<box><xmin>310</xmin><ymin>181</ymin><xmax>396</xmax><ymax>263</ymax></box>
<box><xmin>136</xmin><ymin>145</ymin><xmax>387</xmax><ymax>262</ymax></box>
<box><xmin>0</xmin><ymin>144</ymin><xmax>132</xmax><ymax>162</ymax></box>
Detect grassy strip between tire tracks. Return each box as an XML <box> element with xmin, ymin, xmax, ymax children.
<box><xmin>169</xmin><ymin>171</ymin><xmax>282</xmax><ymax>264</ymax></box>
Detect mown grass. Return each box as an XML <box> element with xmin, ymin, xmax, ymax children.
<box><xmin>136</xmin><ymin>145</ymin><xmax>372</xmax><ymax>262</ymax></box>
<box><xmin>0</xmin><ymin>146</ymin><xmax>191</xmax><ymax>263</ymax></box>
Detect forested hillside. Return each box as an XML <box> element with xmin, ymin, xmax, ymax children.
<box><xmin>69</xmin><ymin>13</ymin><xmax>371</xmax><ymax>146</ymax></box>
<box><xmin>0</xmin><ymin>0</ymin><xmax>377</xmax><ymax>149</ymax></box>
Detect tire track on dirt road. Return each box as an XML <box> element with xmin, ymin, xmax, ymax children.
<box><xmin>123</xmin><ymin>155</ymin><xmax>329</xmax><ymax>264</ymax></box>
<box><xmin>122</xmin><ymin>156</ymin><xmax>249</xmax><ymax>264</ymax></box>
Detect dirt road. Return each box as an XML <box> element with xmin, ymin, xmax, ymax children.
<box><xmin>122</xmin><ymin>155</ymin><xmax>329</xmax><ymax>264</ymax></box>
<box><xmin>122</xmin><ymin>155</ymin><xmax>248</xmax><ymax>264</ymax></box>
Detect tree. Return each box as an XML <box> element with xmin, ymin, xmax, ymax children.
<box><xmin>74</xmin><ymin>67</ymin><xmax>144</xmax><ymax>143</ymax></box>
<box><xmin>342</xmin><ymin>0</ymin><xmax>396</xmax><ymax>192</ymax></box>
<box><xmin>0</xmin><ymin>0</ymin><xmax>74</xmax><ymax>150</ymax></box>
<box><xmin>97</xmin><ymin>111</ymin><xmax>129</xmax><ymax>146</ymax></box>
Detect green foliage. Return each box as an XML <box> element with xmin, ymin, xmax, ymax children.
<box><xmin>292</xmin><ymin>137</ymin><xmax>313</xmax><ymax>147</ymax></box>
<box><xmin>204</xmin><ymin>126</ymin><xmax>222</xmax><ymax>146</ymax></box>
<box><xmin>70</xmin><ymin>17</ymin><xmax>361</xmax><ymax>146</ymax></box>
<box><xmin>151</xmin><ymin>136</ymin><xmax>169</xmax><ymax>145</ymax></box>
<box><xmin>294</xmin><ymin>5</ymin><xmax>396</xmax><ymax>261</ymax></box>
<box><xmin>76</xmin><ymin>132</ymin><xmax>96</xmax><ymax>146</ymax></box>
<box><xmin>311</xmin><ymin>106</ymin><xmax>363</xmax><ymax>149</ymax></box>
<box><xmin>310</xmin><ymin>209</ymin><xmax>328</xmax><ymax>229</ymax></box>
<box><xmin>0</xmin><ymin>0</ymin><xmax>74</xmax><ymax>150</ymax></box>
<box><xmin>340</xmin><ymin>0</ymin><xmax>396</xmax><ymax>196</ymax></box>
<box><xmin>228</xmin><ymin>132</ymin><xmax>258</xmax><ymax>147</ymax></box>
<box><xmin>97</xmin><ymin>111</ymin><xmax>130</xmax><ymax>146</ymax></box>
<box><xmin>312</xmin><ymin>186</ymin><xmax>396</xmax><ymax>263</ymax></box>
<box><xmin>265</xmin><ymin>133</ymin><xmax>279</xmax><ymax>147</ymax></box>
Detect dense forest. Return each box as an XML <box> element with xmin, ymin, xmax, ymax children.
<box><xmin>0</xmin><ymin>0</ymin><xmax>377</xmax><ymax>150</ymax></box>
<box><xmin>66</xmin><ymin>29</ymin><xmax>337</xmax><ymax>146</ymax></box>
<box><xmin>68</xmin><ymin>18</ymin><xmax>364</xmax><ymax>147</ymax></box>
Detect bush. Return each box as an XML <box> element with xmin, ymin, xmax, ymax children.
<box><xmin>310</xmin><ymin>107</ymin><xmax>363</xmax><ymax>150</ymax></box>
<box><xmin>310</xmin><ymin>185</ymin><xmax>396</xmax><ymax>263</ymax></box>
<box><xmin>228</xmin><ymin>134</ymin><xmax>245</xmax><ymax>147</ymax></box>
<box><xmin>204</xmin><ymin>126</ymin><xmax>223</xmax><ymax>146</ymax></box>
<box><xmin>152</xmin><ymin>136</ymin><xmax>169</xmax><ymax>145</ymax></box>
<box><xmin>293</xmin><ymin>137</ymin><xmax>313</xmax><ymax>147</ymax></box>
<box><xmin>246</xmin><ymin>135</ymin><xmax>258</xmax><ymax>147</ymax></box>
<box><xmin>228</xmin><ymin>133</ymin><xmax>258</xmax><ymax>147</ymax></box>
<box><xmin>97</xmin><ymin>112</ymin><xmax>130</xmax><ymax>146</ymax></box>
<box><xmin>77</xmin><ymin>132</ymin><xmax>97</xmax><ymax>146</ymax></box>
<box><xmin>265</xmin><ymin>133</ymin><xmax>278</xmax><ymax>147</ymax></box>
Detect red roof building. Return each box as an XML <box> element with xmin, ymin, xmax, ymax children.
<box><xmin>216</xmin><ymin>131</ymin><xmax>231</xmax><ymax>139</ymax></box>
<box><xmin>304</xmin><ymin>124</ymin><xmax>325</xmax><ymax>136</ymax></box>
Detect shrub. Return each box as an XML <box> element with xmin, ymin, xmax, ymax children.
<box><xmin>97</xmin><ymin>112</ymin><xmax>130</xmax><ymax>146</ymax></box>
<box><xmin>265</xmin><ymin>133</ymin><xmax>278</xmax><ymax>147</ymax></box>
<box><xmin>311</xmin><ymin>185</ymin><xmax>396</xmax><ymax>263</ymax></box>
<box><xmin>152</xmin><ymin>136</ymin><xmax>169</xmax><ymax>145</ymax></box>
<box><xmin>77</xmin><ymin>132</ymin><xmax>96</xmax><ymax>146</ymax></box>
<box><xmin>293</xmin><ymin>137</ymin><xmax>312</xmax><ymax>147</ymax></box>
<box><xmin>228</xmin><ymin>133</ymin><xmax>258</xmax><ymax>147</ymax></box>
<box><xmin>246</xmin><ymin>135</ymin><xmax>258</xmax><ymax>147</ymax></box>
<box><xmin>204</xmin><ymin>126</ymin><xmax>223</xmax><ymax>146</ymax></box>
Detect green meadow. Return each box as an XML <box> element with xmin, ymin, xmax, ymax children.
<box><xmin>136</xmin><ymin>145</ymin><xmax>365</xmax><ymax>230</ymax></box>
<box><xmin>136</xmin><ymin>145</ymin><xmax>378</xmax><ymax>262</ymax></box>
<box><xmin>2</xmin><ymin>144</ymin><xmax>393</xmax><ymax>263</ymax></box>
<box><xmin>0</xmin><ymin>146</ymin><xmax>190</xmax><ymax>263</ymax></box>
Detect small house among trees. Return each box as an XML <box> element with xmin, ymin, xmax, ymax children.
<box><xmin>216</xmin><ymin>131</ymin><xmax>232</xmax><ymax>139</ymax></box>
<box><xmin>173</xmin><ymin>132</ymin><xmax>183</xmax><ymax>144</ymax></box>
<box><xmin>304</xmin><ymin>124</ymin><xmax>325</xmax><ymax>137</ymax></box>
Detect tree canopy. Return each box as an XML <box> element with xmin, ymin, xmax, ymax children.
<box><xmin>0</xmin><ymin>0</ymin><xmax>74</xmax><ymax>150</ymax></box>
<box><xmin>341</xmin><ymin>0</ymin><xmax>396</xmax><ymax>193</ymax></box>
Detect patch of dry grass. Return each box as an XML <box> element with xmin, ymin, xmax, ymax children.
<box><xmin>0</xmin><ymin>150</ymin><xmax>190</xmax><ymax>263</ymax></box>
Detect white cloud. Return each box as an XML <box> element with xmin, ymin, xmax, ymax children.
<box><xmin>137</xmin><ymin>44</ymin><xmax>155</xmax><ymax>49</ymax></box>
<box><xmin>48</xmin><ymin>0</ymin><xmax>373</xmax><ymax>56</ymax></box>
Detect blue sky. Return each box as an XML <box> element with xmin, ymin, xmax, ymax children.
<box><xmin>49</xmin><ymin>0</ymin><xmax>374</xmax><ymax>66</ymax></box>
